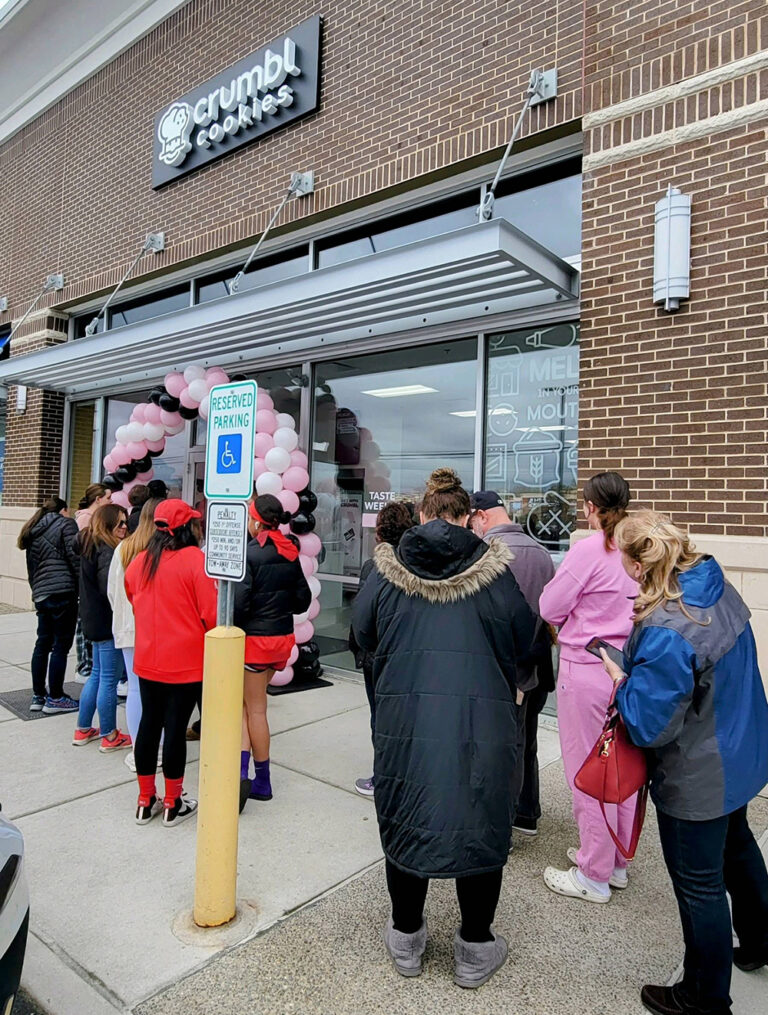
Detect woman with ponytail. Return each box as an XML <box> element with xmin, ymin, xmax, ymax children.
<box><xmin>124</xmin><ymin>500</ymin><xmax>217</xmax><ymax>827</ymax></box>
<box><xmin>599</xmin><ymin>511</ymin><xmax>768</xmax><ymax>1015</ymax></box>
<box><xmin>539</xmin><ymin>471</ymin><xmax>637</xmax><ymax>905</ymax></box>
<box><xmin>233</xmin><ymin>494</ymin><xmax>312</xmax><ymax>809</ymax></box>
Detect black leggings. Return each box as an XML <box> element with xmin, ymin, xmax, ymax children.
<box><xmin>135</xmin><ymin>679</ymin><xmax>201</xmax><ymax>779</ymax></box>
<box><xmin>385</xmin><ymin>860</ymin><xmax>503</xmax><ymax>942</ymax></box>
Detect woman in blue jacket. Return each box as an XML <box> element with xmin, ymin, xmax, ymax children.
<box><xmin>600</xmin><ymin>510</ymin><xmax>768</xmax><ymax>1015</ymax></box>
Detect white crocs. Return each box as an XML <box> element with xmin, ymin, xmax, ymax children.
<box><xmin>566</xmin><ymin>847</ymin><xmax>629</xmax><ymax>890</ymax></box>
<box><xmin>543</xmin><ymin>865</ymin><xmax>611</xmax><ymax>904</ymax></box>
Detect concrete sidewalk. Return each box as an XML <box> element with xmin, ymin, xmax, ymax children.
<box><xmin>1</xmin><ymin>609</ymin><xmax>766</xmax><ymax>1014</ymax></box>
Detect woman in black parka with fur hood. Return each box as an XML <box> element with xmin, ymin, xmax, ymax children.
<box><xmin>352</xmin><ymin>468</ymin><xmax>536</xmax><ymax>989</ymax></box>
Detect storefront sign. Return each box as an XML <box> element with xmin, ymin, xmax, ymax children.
<box><xmin>152</xmin><ymin>16</ymin><xmax>321</xmax><ymax>188</ymax></box>
<box><xmin>205</xmin><ymin>380</ymin><xmax>257</xmax><ymax>500</ymax></box>
<box><xmin>205</xmin><ymin>501</ymin><xmax>248</xmax><ymax>581</ymax></box>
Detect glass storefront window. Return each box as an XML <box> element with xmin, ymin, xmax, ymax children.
<box><xmin>105</xmin><ymin>393</ymin><xmax>187</xmax><ymax>497</ymax></box>
<box><xmin>196</xmin><ymin>250</ymin><xmax>308</xmax><ymax>303</ymax></box>
<box><xmin>110</xmin><ymin>286</ymin><xmax>191</xmax><ymax>330</ymax></box>
<box><xmin>67</xmin><ymin>401</ymin><xmax>95</xmax><ymax>507</ymax></box>
<box><xmin>484</xmin><ymin>322</ymin><xmax>580</xmax><ymax>557</ymax></box>
<box><xmin>493</xmin><ymin>173</ymin><xmax>581</xmax><ymax>259</ymax></box>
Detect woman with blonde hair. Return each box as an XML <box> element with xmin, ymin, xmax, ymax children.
<box><xmin>107</xmin><ymin>497</ymin><xmax>161</xmax><ymax>771</ymax></box>
<box><xmin>599</xmin><ymin>510</ymin><xmax>768</xmax><ymax>1015</ymax></box>
<box><xmin>72</xmin><ymin>503</ymin><xmax>132</xmax><ymax>752</ymax></box>
<box><xmin>74</xmin><ymin>483</ymin><xmax>112</xmax><ymax>677</ymax></box>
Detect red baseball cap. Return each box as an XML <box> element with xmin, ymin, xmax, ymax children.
<box><xmin>154</xmin><ymin>499</ymin><xmax>201</xmax><ymax>534</ymax></box>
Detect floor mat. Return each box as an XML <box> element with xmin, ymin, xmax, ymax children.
<box><xmin>0</xmin><ymin>682</ymin><xmax>86</xmax><ymax>721</ymax></box>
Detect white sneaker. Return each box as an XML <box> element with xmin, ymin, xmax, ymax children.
<box><xmin>124</xmin><ymin>750</ymin><xmax>136</xmax><ymax>772</ymax></box>
<box><xmin>116</xmin><ymin>680</ymin><xmax>128</xmax><ymax>698</ymax></box>
<box><xmin>566</xmin><ymin>848</ymin><xmax>629</xmax><ymax>890</ymax></box>
<box><xmin>543</xmin><ymin>866</ymin><xmax>611</xmax><ymax>904</ymax></box>
<box><xmin>162</xmin><ymin>792</ymin><xmax>198</xmax><ymax>827</ymax></box>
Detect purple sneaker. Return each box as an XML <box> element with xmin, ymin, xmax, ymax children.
<box><xmin>354</xmin><ymin>776</ymin><xmax>375</xmax><ymax>797</ymax></box>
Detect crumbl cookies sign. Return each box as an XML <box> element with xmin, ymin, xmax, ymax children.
<box><xmin>152</xmin><ymin>16</ymin><xmax>321</xmax><ymax>188</ymax></box>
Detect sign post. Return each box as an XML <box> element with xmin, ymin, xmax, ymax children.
<box><xmin>194</xmin><ymin>380</ymin><xmax>256</xmax><ymax>928</ymax></box>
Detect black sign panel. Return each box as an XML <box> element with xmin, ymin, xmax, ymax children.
<box><xmin>152</xmin><ymin>16</ymin><xmax>321</xmax><ymax>189</ymax></box>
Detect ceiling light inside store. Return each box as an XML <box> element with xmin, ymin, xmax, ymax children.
<box><xmin>362</xmin><ymin>384</ymin><xmax>438</xmax><ymax>398</ymax></box>
<box><xmin>450</xmin><ymin>408</ymin><xmax>516</xmax><ymax>418</ymax></box>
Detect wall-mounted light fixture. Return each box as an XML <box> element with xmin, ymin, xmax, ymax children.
<box><xmin>654</xmin><ymin>185</ymin><xmax>691</xmax><ymax>312</ymax></box>
<box><xmin>0</xmin><ymin>297</ymin><xmax>8</xmax><ymax>312</ymax></box>
<box><xmin>85</xmin><ymin>232</ymin><xmax>165</xmax><ymax>336</ymax></box>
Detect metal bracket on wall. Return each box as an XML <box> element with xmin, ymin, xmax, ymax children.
<box><xmin>84</xmin><ymin>233</ymin><xmax>165</xmax><ymax>336</ymax></box>
<box><xmin>5</xmin><ymin>272</ymin><xmax>65</xmax><ymax>343</ymax></box>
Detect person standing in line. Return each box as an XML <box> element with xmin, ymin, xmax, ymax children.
<box><xmin>600</xmin><ymin>511</ymin><xmax>768</xmax><ymax>1015</ymax></box>
<box><xmin>18</xmin><ymin>497</ymin><xmax>81</xmax><ymax>713</ymax></box>
<box><xmin>539</xmin><ymin>471</ymin><xmax>636</xmax><ymax>904</ymax></box>
<box><xmin>353</xmin><ymin>468</ymin><xmax>536</xmax><ymax>988</ymax></box>
<box><xmin>349</xmin><ymin>500</ymin><xmax>415</xmax><ymax>797</ymax></box>
<box><xmin>107</xmin><ymin>497</ymin><xmax>161</xmax><ymax>772</ymax></box>
<box><xmin>125</xmin><ymin>485</ymin><xmax>150</xmax><ymax>534</ymax></box>
<box><xmin>73</xmin><ymin>483</ymin><xmax>112</xmax><ymax>678</ymax></box>
<box><xmin>72</xmin><ymin>504</ymin><xmax>132</xmax><ymax>752</ymax></box>
<box><xmin>124</xmin><ymin>500</ymin><xmax>217</xmax><ymax>827</ymax></box>
<box><xmin>147</xmin><ymin>479</ymin><xmax>168</xmax><ymax>501</ymax></box>
<box><xmin>234</xmin><ymin>496</ymin><xmax>312</xmax><ymax>811</ymax></box>
<box><xmin>470</xmin><ymin>491</ymin><xmax>555</xmax><ymax>837</ymax></box>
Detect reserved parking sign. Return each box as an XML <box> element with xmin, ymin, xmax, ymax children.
<box><xmin>205</xmin><ymin>380</ymin><xmax>257</xmax><ymax>500</ymax></box>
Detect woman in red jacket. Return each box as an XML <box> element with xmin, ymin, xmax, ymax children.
<box><xmin>125</xmin><ymin>500</ymin><xmax>217</xmax><ymax>827</ymax></box>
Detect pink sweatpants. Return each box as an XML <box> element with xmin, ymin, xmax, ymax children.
<box><xmin>557</xmin><ymin>658</ymin><xmax>636</xmax><ymax>882</ymax></box>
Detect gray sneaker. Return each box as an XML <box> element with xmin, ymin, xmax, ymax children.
<box><xmin>453</xmin><ymin>929</ymin><xmax>508</xmax><ymax>988</ymax></box>
<box><xmin>382</xmin><ymin>917</ymin><xmax>427</xmax><ymax>977</ymax></box>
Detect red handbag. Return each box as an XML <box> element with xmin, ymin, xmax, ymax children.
<box><xmin>574</xmin><ymin>685</ymin><xmax>649</xmax><ymax>861</ymax></box>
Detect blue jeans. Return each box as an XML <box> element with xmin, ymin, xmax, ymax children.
<box><xmin>657</xmin><ymin>804</ymin><xmax>768</xmax><ymax>1012</ymax></box>
<box><xmin>76</xmin><ymin>639</ymin><xmax>122</xmax><ymax>735</ymax></box>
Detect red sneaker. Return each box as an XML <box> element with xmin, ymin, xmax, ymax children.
<box><xmin>99</xmin><ymin>730</ymin><xmax>132</xmax><ymax>753</ymax></box>
<box><xmin>72</xmin><ymin>727</ymin><xmax>100</xmax><ymax>746</ymax></box>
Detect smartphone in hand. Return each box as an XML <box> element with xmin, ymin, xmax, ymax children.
<box><xmin>585</xmin><ymin>637</ymin><xmax>626</xmax><ymax>671</ymax></box>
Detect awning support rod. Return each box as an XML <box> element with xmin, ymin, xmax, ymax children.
<box><xmin>6</xmin><ymin>273</ymin><xmax>65</xmax><ymax>343</ymax></box>
<box><xmin>84</xmin><ymin>233</ymin><xmax>165</xmax><ymax>336</ymax></box>
<box><xmin>229</xmin><ymin>171</ymin><xmax>314</xmax><ymax>295</ymax></box>
<box><xmin>478</xmin><ymin>68</ymin><xmax>558</xmax><ymax>222</ymax></box>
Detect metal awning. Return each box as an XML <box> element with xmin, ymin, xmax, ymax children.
<box><xmin>0</xmin><ymin>219</ymin><xmax>579</xmax><ymax>397</ymax></box>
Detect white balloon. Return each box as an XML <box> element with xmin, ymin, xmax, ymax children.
<box><xmin>143</xmin><ymin>422</ymin><xmax>165</xmax><ymax>442</ymax></box>
<box><xmin>256</xmin><ymin>471</ymin><xmax>283</xmax><ymax>495</ymax></box>
<box><xmin>275</xmin><ymin>413</ymin><xmax>296</xmax><ymax>430</ymax></box>
<box><xmin>273</xmin><ymin>427</ymin><xmax>299</xmax><ymax>452</ymax></box>
<box><xmin>293</xmin><ymin>610</ymin><xmax>309</xmax><ymax>625</ymax></box>
<box><xmin>184</xmin><ymin>364</ymin><xmax>206</xmax><ymax>382</ymax></box>
<box><xmin>187</xmin><ymin>378</ymin><xmax>208</xmax><ymax>403</ymax></box>
<box><xmin>115</xmin><ymin>425</ymin><xmax>131</xmax><ymax>444</ymax></box>
<box><xmin>264</xmin><ymin>446</ymin><xmax>291</xmax><ymax>474</ymax></box>
<box><xmin>126</xmin><ymin>421</ymin><xmax>145</xmax><ymax>442</ymax></box>
<box><xmin>164</xmin><ymin>422</ymin><xmax>186</xmax><ymax>435</ymax></box>
<box><xmin>307</xmin><ymin>575</ymin><xmax>322</xmax><ymax>599</ymax></box>
<box><xmin>198</xmin><ymin>395</ymin><xmax>210</xmax><ymax>420</ymax></box>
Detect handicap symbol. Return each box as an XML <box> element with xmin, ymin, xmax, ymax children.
<box><xmin>216</xmin><ymin>434</ymin><xmax>242</xmax><ymax>475</ymax></box>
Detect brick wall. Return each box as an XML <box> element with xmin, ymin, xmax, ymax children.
<box><xmin>579</xmin><ymin>1</ymin><xmax>768</xmax><ymax>538</ymax></box>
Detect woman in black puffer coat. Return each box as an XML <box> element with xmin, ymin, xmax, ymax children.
<box><xmin>18</xmin><ymin>497</ymin><xmax>80</xmax><ymax>713</ymax></box>
<box><xmin>352</xmin><ymin>468</ymin><xmax>536</xmax><ymax>989</ymax></box>
<box><xmin>234</xmin><ymin>494</ymin><xmax>312</xmax><ymax>809</ymax></box>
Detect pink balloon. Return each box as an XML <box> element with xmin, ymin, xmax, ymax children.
<box><xmin>125</xmin><ymin>441</ymin><xmax>147</xmax><ymax>460</ymax></box>
<box><xmin>269</xmin><ymin>666</ymin><xmax>294</xmax><ymax>687</ymax></box>
<box><xmin>111</xmin><ymin>491</ymin><xmax>130</xmax><ymax>510</ymax></box>
<box><xmin>164</xmin><ymin>372</ymin><xmax>186</xmax><ymax>397</ymax></box>
<box><xmin>288</xmin><ymin>644</ymin><xmax>299</xmax><ymax>666</ymax></box>
<box><xmin>256</xmin><ymin>409</ymin><xmax>277</xmax><ymax>435</ymax></box>
<box><xmin>294</xmin><ymin>620</ymin><xmax>314</xmax><ymax>645</ymax></box>
<box><xmin>112</xmin><ymin>445</ymin><xmax>132</xmax><ymax>466</ymax></box>
<box><xmin>253</xmin><ymin>432</ymin><xmax>274</xmax><ymax>458</ymax></box>
<box><xmin>278</xmin><ymin>489</ymin><xmax>300</xmax><ymax>515</ymax></box>
<box><xmin>307</xmin><ymin>598</ymin><xmax>320</xmax><ymax>621</ymax></box>
<box><xmin>282</xmin><ymin>466</ymin><xmax>309</xmax><ymax>493</ymax></box>
<box><xmin>289</xmin><ymin>450</ymin><xmax>308</xmax><ymax>470</ymax></box>
<box><xmin>298</xmin><ymin>532</ymin><xmax>322</xmax><ymax>557</ymax></box>
<box><xmin>160</xmin><ymin>410</ymin><xmax>183</xmax><ymax>428</ymax></box>
<box><xmin>257</xmin><ymin>391</ymin><xmax>274</xmax><ymax>411</ymax></box>
<box><xmin>144</xmin><ymin>403</ymin><xmax>163</xmax><ymax>424</ymax></box>
<box><xmin>145</xmin><ymin>438</ymin><xmax>165</xmax><ymax>453</ymax></box>
<box><xmin>136</xmin><ymin>470</ymin><xmax>154</xmax><ymax>482</ymax></box>
<box><xmin>299</xmin><ymin>554</ymin><xmax>314</xmax><ymax>578</ymax></box>
<box><xmin>253</xmin><ymin>458</ymin><xmax>268</xmax><ymax>480</ymax></box>
<box><xmin>131</xmin><ymin>404</ymin><xmax>147</xmax><ymax>423</ymax></box>
<box><xmin>103</xmin><ymin>454</ymin><xmax>117</xmax><ymax>473</ymax></box>
<box><xmin>278</xmin><ymin>523</ymin><xmax>291</xmax><ymax>535</ymax></box>
<box><xmin>179</xmin><ymin>387</ymin><xmax>199</xmax><ymax>409</ymax></box>
<box><xmin>206</xmin><ymin>368</ymin><xmax>229</xmax><ymax>386</ymax></box>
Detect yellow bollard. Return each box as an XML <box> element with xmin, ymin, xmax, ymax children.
<box><xmin>193</xmin><ymin>624</ymin><xmax>245</xmax><ymax>927</ymax></box>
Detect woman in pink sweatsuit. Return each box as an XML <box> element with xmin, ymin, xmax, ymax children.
<box><xmin>539</xmin><ymin>472</ymin><xmax>636</xmax><ymax>903</ymax></box>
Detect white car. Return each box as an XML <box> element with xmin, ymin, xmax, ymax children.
<box><xmin>0</xmin><ymin>810</ymin><xmax>29</xmax><ymax>1015</ymax></box>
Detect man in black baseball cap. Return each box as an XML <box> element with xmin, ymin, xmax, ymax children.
<box><xmin>470</xmin><ymin>490</ymin><xmax>555</xmax><ymax>839</ymax></box>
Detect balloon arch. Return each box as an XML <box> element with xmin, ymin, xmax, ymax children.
<box><xmin>100</xmin><ymin>364</ymin><xmax>323</xmax><ymax>688</ymax></box>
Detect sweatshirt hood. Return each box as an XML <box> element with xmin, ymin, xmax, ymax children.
<box><xmin>679</xmin><ymin>555</ymin><xmax>724</xmax><ymax>608</ymax></box>
<box><xmin>396</xmin><ymin>519</ymin><xmax>488</xmax><ymax>579</ymax></box>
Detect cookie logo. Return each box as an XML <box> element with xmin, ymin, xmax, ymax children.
<box><xmin>157</xmin><ymin>102</ymin><xmax>194</xmax><ymax>167</ymax></box>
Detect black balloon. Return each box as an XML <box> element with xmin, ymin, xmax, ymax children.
<box><xmin>114</xmin><ymin>464</ymin><xmax>137</xmax><ymax>483</ymax></box>
<box><xmin>147</xmin><ymin>446</ymin><xmax>164</xmax><ymax>458</ymax></box>
<box><xmin>149</xmin><ymin>387</ymin><xmax>165</xmax><ymax>405</ymax></box>
<box><xmin>289</xmin><ymin>511</ymin><xmax>315</xmax><ymax>535</ymax></box>
<box><xmin>132</xmin><ymin>455</ymin><xmax>152</xmax><ymax>473</ymax></box>
<box><xmin>298</xmin><ymin>489</ymin><xmax>318</xmax><ymax>513</ymax></box>
<box><xmin>297</xmin><ymin>641</ymin><xmax>320</xmax><ymax>665</ymax></box>
<box><xmin>102</xmin><ymin>474</ymin><xmax>123</xmax><ymax>491</ymax></box>
<box><xmin>231</xmin><ymin>373</ymin><xmax>247</xmax><ymax>381</ymax></box>
<box><xmin>158</xmin><ymin>393</ymin><xmax>181</xmax><ymax>412</ymax></box>
<box><xmin>178</xmin><ymin>404</ymin><xmax>198</xmax><ymax>420</ymax></box>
